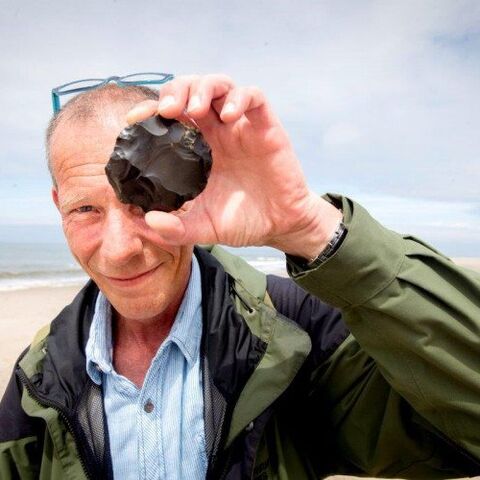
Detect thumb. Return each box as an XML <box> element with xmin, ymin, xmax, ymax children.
<box><xmin>145</xmin><ymin>211</ymin><xmax>187</xmax><ymax>244</ymax></box>
<box><xmin>144</xmin><ymin>204</ymin><xmax>215</xmax><ymax>246</ymax></box>
<box><xmin>126</xmin><ymin>100</ymin><xmax>158</xmax><ymax>125</ymax></box>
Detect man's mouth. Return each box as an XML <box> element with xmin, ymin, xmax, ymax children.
<box><xmin>105</xmin><ymin>264</ymin><xmax>161</xmax><ymax>286</ymax></box>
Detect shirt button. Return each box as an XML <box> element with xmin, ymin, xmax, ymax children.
<box><xmin>144</xmin><ymin>400</ymin><xmax>154</xmax><ymax>413</ymax></box>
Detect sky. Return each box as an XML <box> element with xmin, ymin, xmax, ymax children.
<box><xmin>0</xmin><ymin>0</ymin><xmax>479</xmax><ymax>255</ymax></box>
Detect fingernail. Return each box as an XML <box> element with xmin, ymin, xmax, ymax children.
<box><xmin>125</xmin><ymin>111</ymin><xmax>138</xmax><ymax>124</ymax></box>
<box><xmin>222</xmin><ymin>102</ymin><xmax>236</xmax><ymax>115</ymax></box>
<box><xmin>188</xmin><ymin>95</ymin><xmax>201</xmax><ymax>112</ymax></box>
<box><xmin>158</xmin><ymin>95</ymin><xmax>176</xmax><ymax>111</ymax></box>
<box><xmin>126</xmin><ymin>105</ymin><xmax>142</xmax><ymax>117</ymax></box>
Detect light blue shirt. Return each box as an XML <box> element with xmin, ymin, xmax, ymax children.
<box><xmin>86</xmin><ymin>256</ymin><xmax>207</xmax><ymax>480</ymax></box>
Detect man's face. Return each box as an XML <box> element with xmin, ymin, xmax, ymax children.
<box><xmin>51</xmin><ymin>106</ymin><xmax>193</xmax><ymax>322</ymax></box>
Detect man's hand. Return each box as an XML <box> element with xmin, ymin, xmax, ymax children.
<box><xmin>126</xmin><ymin>74</ymin><xmax>342</xmax><ymax>259</ymax></box>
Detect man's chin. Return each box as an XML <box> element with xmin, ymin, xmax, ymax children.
<box><xmin>107</xmin><ymin>295</ymin><xmax>168</xmax><ymax>323</ymax></box>
<box><xmin>93</xmin><ymin>275</ymin><xmax>167</xmax><ymax>319</ymax></box>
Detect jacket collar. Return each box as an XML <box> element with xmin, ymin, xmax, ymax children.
<box><xmin>19</xmin><ymin>247</ymin><xmax>311</xmax><ymax>449</ymax></box>
<box><xmin>194</xmin><ymin>247</ymin><xmax>312</xmax><ymax>448</ymax></box>
<box><xmin>18</xmin><ymin>249</ymin><xmax>264</xmax><ymax>412</ymax></box>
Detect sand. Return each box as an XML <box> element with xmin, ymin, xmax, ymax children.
<box><xmin>0</xmin><ymin>285</ymin><xmax>82</xmax><ymax>397</ymax></box>
<box><xmin>1</xmin><ymin>258</ymin><xmax>479</xmax><ymax>398</ymax></box>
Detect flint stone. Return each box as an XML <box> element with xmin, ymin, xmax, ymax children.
<box><xmin>105</xmin><ymin>115</ymin><xmax>212</xmax><ymax>212</ymax></box>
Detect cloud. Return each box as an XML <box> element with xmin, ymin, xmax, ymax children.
<box><xmin>0</xmin><ymin>0</ymin><xmax>479</xmax><ymax>246</ymax></box>
<box><xmin>352</xmin><ymin>192</ymin><xmax>480</xmax><ymax>256</ymax></box>
<box><xmin>323</xmin><ymin>123</ymin><xmax>362</xmax><ymax>146</ymax></box>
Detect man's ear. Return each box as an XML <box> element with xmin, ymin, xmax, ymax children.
<box><xmin>52</xmin><ymin>188</ymin><xmax>60</xmax><ymax>211</ymax></box>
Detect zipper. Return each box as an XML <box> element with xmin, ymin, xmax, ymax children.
<box><xmin>206</xmin><ymin>403</ymin><xmax>235</xmax><ymax>480</ymax></box>
<box><xmin>17</xmin><ymin>367</ymin><xmax>92</xmax><ymax>480</ymax></box>
<box><xmin>204</xmin><ymin>278</ymin><xmax>254</xmax><ymax>479</ymax></box>
<box><xmin>229</xmin><ymin>280</ymin><xmax>255</xmax><ymax>314</ymax></box>
<box><xmin>214</xmin><ymin>280</ymin><xmax>272</xmax><ymax>479</ymax></box>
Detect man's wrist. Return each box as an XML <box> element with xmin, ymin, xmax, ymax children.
<box><xmin>287</xmin><ymin>219</ymin><xmax>347</xmax><ymax>271</ymax></box>
<box><xmin>268</xmin><ymin>195</ymin><xmax>343</xmax><ymax>260</ymax></box>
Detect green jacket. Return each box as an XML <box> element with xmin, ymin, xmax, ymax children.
<box><xmin>1</xmin><ymin>195</ymin><xmax>480</xmax><ymax>479</ymax></box>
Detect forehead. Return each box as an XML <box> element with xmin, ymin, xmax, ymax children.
<box><xmin>51</xmin><ymin>107</ymin><xmax>128</xmax><ymax>188</ymax></box>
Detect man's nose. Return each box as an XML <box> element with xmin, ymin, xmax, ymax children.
<box><xmin>100</xmin><ymin>208</ymin><xmax>144</xmax><ymax>265</ymax></box>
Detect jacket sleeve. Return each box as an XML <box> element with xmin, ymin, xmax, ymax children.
<box><xmin>0</xmin><ymin>354</ymin><xmax>41</xmax><ymax>479</ymax></box>
<box><xmin>287</xmin><ymin>195</ymin><xmax>480</xmax><ymax>474</ymax></box>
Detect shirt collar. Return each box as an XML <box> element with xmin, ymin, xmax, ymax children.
<box><xmin>86</xmin><ymin>292</ymin><xmax>113</xmax><ymax>385</ymax></box>
<box><xmin>167</xmin><ymin>254</ymin><xmax>202</xmax><ymax>365</ymax></box>
<box><xmin>85</xmin><ymin>254</ymin><xmax>203</xmax><ymax>384</ymax></box>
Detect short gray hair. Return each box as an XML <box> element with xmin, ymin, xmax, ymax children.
<box><xmin>45</xmin><ymin>84</ymin><xmax>158</xmax><ymax>187</ymax></box>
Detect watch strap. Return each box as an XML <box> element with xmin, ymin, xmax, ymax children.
<box><xmin>287</xmin><ymin>220</ymin><xmax>347</xmax><ymax>271</ymax></box>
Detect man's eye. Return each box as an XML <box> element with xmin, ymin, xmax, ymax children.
<box><xmin>75</xmin><ymin>205</ymin><xmax>94</xmax><ymax>213</ymax></box>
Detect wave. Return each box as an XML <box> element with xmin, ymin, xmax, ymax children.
<box><xmin>0</xmin><ymin>256</ymin><xmax>286</xmax><ymax>291</ymax></box>
<box><xmin>0</xmin><ymin>267</ymin><xmax>83</xmax><ymax>279</ymax></box>
<box><xmin>248</xmin><ymin>258</ymin><xmax>286</xmax><ymax>271</ymax></box>
<box><xmin>0</xmin><ymin>275</ymin><xmax>89</xmax><ymax>292</ymax></box>
<box><xmin>0</xmin><ymin>270</ymin><xmax>88</xmax><ymax>292</ymax></box>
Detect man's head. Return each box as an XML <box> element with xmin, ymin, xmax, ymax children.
<box><xmin>48</xmin><ymin>85</ymin><xmax>193</xmax><ymax>324</ymax></box>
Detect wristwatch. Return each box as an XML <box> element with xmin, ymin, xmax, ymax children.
<box><xmin>287</xmin><ymin>219</ymin><xmax>347</xmax><ymax>271</ymax></box>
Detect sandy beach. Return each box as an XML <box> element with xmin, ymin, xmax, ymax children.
<box><xmin>1</xmin><ymin>257</ymin><xmax>479</xmax><ymax>398</ymax></box>
<box><xmin>0</xmin><ymin>285</ymin><xmax>82</xmax><ymax>397</ymax></box>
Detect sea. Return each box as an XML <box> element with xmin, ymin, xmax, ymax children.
<box><xmin>0</xmin><ymin>225</ymin><xmax>286</xmax><ymax>292</ymax></box>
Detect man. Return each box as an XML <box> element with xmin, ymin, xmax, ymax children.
<box><xmin>1</xmin><ymin>73</ymin><xmax>480</xmax><ymax>479</ymax></box>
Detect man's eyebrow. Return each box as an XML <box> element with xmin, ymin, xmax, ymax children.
<box><xmin>60</xmin><ymin>194</ymin><xmax>92</xmax><ymax>211</ymax></box>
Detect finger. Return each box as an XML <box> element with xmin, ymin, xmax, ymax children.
<box><xmin>176</xmin><ymin>112</ymin><xmax>200</xmax><ymax>130</ymax></box>
<box><xmin>220</xmin><ymin>86</ymin><xmax>276</xmax><ymax>128</ymax></box>
<box><xmin>212</xmin><ymin>96</ymin><xmax>228</xmax><ymax>118</ymax></box>
<box><xmin>125</xmin><ymin>98</ymin><xmax>216</xmax><ymax>140</ymax></box>
<box><xmin>145</xmin><ymin>201</ymin><xmax>215</xmax><ymax>246</ymax></box>
<box><xmin>145</xmin><ymin>211</ymin><xmax>188</xmax><ymax>244</ymax></box>
<box><xmin>220</xmin><ymin>86</ymin><xmax>267</xmax><ymax>123</ymax></box>
<box><xmin>244</xmin><ymin>100</ymin><xmax>276</xmax><ymax>127</ymax></box>
<box><xmin>126</xmin><ymin>101</ymin><xmax>199</xmax><ymax>132</ymax></box>
<box><xmin>186</xmin><ymin>74</ymin><xmax>235</xmax><ymax>119</ymax></box>
<box><xmin>193</xmin><ymin>108</ymin><xmax>222</xmax><ymax>136</ymax></box>
<box><xmin>186</xmin><ymin>75</ymin><xmax>236</xmax><ymax>134</ymax></box>
<box><xmin>155</xmin><ymin>75</ymin><xmax>198</xmax><ymax>118</ymax></box>
<box><xmin>126</xmin><ymin>100</ymin><xmax>158</xmax><ymax>124</ymax></box>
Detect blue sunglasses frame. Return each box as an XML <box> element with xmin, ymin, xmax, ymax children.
<box><xmin>51</xmin><ymin>72</ymin><xmax>174</xmax><ymax>113</ymax></box>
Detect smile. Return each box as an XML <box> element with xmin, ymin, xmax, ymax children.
<box><xmin>105</xmin><ymin>264</ymin><xmax>161</xmax><ymax>287</ymax></box>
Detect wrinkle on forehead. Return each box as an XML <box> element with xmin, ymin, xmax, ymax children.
<box><xmin>58</xmin><ymin>182</ymin><xmax>114</xmax><ymax>212</ymax></box>
<box><xmin>56</xmin><ymin>156</ymin><xmax>110</xmax><ymax>187</ymax></box>
<box><xmin>50</xmin><ymin>104</ymin><xmax>130</xmax><ymax>186</ymax></box>
<box><xmin>61</xmin><ymin>161</ymin><xmax>108</xmax><ymax>178</ymax></box>
<box><xmin>53</xmin><ymin>122</ymin><xmax>121</xmax><ymax>210</ymax></box>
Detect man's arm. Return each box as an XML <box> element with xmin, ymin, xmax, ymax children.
<box><xmin>289</xmin><ymin>194</ymin><xmax>480</xmax><ymax>465</ymax></box>
<box><xmin>125</xmin><ymin>74</ymin><xmax>343</xmax><ymax>253</ymax></box>
<box><xmin>0</xmin><ymin>355</ymin><xmax>41</xmax><ymax>479</ymax></box>
<box><xmin>127</xmin><ymin>74</ymin><xmax>480</xmax><ymax>469</ymax></box>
